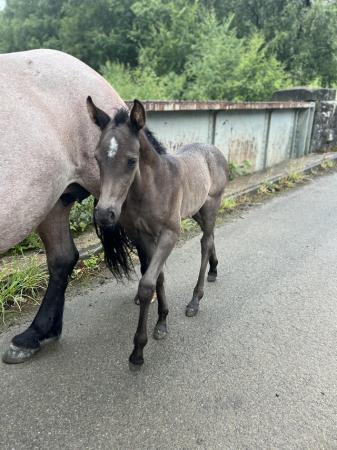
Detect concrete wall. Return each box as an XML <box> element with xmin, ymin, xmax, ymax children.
<box><xmin>131</xmin><ymin>101</ymin><xmax>315</xmax><ymax>172</ymax></box>
<box><xmin>273</xmin><ymin>87</ymin><xmax>337</xmax><ymax>153</ymax></box>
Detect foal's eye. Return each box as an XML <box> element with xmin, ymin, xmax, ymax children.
<box><xmin>127</xmin><ymin>158</ymin><xmax>137</xmax><ymax>168</ymax></box>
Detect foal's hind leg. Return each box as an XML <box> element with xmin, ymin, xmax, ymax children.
<box><xmin>186</xmin><ymin>197</ymin><xmax>221</xmax><ymax>317</ymax></box>
<box><xmin>2</xmin><ymin>200</ymin><xmax>78</xmax><ymax>364</ymax></box>
<box><xmin>207</xmin><ymin>242</ymin><xmax>218</xmax><ymax>282</ymax></box>
<box><xmin>192</xmin><ymin>212</ymin><xmax>218</xmax><ymax>282</ymax></box>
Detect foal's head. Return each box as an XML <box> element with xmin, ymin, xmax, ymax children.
<box><xmin>87</xmin><ymin>97</ymin><xmax>146</xmax><ymax>227</ymax></box>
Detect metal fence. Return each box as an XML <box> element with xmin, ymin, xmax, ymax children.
<box><xmin>129</xmin><ymin>101</ymin><xmax>316</xmax><ymax>172</ymax></box>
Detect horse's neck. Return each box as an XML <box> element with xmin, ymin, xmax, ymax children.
<box><xmin>139</xmin><ymin>131</ymin><xmax>161</xmax><ymax>166</ymax></box>
<box><xmin>133</xmin><ymin>131</ymin><xmax>161</xmax><ymax>188</ymax></box>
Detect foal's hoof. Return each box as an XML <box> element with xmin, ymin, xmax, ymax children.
<box><xmin>185</xmin><ymin>299</ymin><xmax>199</xmax><ymax>317</ymax></box>
<box><xmin>2</xmin><ymin>343</ymin><xmax>40</xmax><ymax>364</ymax></box>
<box><xmin>185</xmin><ymin>306</ymin><xmax>199</xmax><ymax>317</ymax></box>
<box><xmin>129</xmin><ymin>351</ymin><xmax>144</xmax><ymax>370</ymax></box>
<box><xmin>153</xmin><ymin>324</ymin><xmax>168</xmax><ymax>340</ymax></box>
<box><xmin>207</xmin><ymin>273</ymin><xmax>217</xmax><ymax>282</ymax></box>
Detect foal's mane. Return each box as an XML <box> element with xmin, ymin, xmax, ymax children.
<box><xmin>113</xmin><ymin>107</ymin><xmax>167</xmax><ymax>155</ymax></box>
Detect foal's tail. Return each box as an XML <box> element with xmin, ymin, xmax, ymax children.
<box><xmin>93</xmin><ymin>201</ymin><xmax>135</xmax><ymax>280</ymax></box>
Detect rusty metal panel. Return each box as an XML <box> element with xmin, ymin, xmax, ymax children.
<box><xmin>214</xmin><ymin>111</ymin><xmax>267</xmax><ymax>171</ymax></box>
<box><xmin>147</xmin><ymin>111</ymin><xmax>210</xmax><ymax>153</ymax></box>
<box><xmin>146</xmin><ymin>102</ymin><xmax>316</xmax><ymax>173</ymax></box>
<box><xmin>128</xmin><ymin>100</ymin><xmax>313</xmax><ymax>111</ymax></box>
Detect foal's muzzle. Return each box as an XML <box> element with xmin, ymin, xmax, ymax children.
<box><xmin>94</xmin><ymin>206</ymin><xmax>117</xmax><ymax>227</ymax></box>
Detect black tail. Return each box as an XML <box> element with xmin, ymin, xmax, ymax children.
<box><xmin>94</xmin><ymin>209</ymin><xmax>135</xmax><ymax>280</ymax></box>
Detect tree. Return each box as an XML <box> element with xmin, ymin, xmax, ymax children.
<box><xmin>185</xmin><ymin>14</ymin><xmax>288</xmax><ymax>101</ymax></box>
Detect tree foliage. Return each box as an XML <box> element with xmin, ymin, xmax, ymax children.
<box><xmin>0</xmin><ymin>0</ymin><xmax>336</xmax><ymax>100</ymax></box>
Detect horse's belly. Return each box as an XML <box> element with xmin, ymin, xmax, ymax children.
<box><xmin>180</xmin><ymin>178</ymin><xmax>211</xmax><ymax>218</ymax></box>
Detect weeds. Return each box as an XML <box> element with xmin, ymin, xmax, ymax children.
<box><xmin>320</xmin><ymin>159</ymin><xmax>336</xmax><ymax>170</ymax></box>
<box><xmin>0</xmin><ymin>257</ymin><xmax>48</xmax><ymax>320</ymax></box>
<box><xmin>180</xmin><ymin>218</ymin><xmax>198</xmax><ymax>233</ymax></box>
<box><xmin>72</xmin><ymin>253</ymin><xmax>104</xmax><ymax>281</ymax></box>
<box><xmin>229</xmin><ymin>160</ymin><xmax>252</xmax><ymax>180</ymax></box>
<box><xmin>219</xmin><ymin>197</ymin><xmax>237</xmax><ymax>213</ymax></box>
<box><xmin>70</xmin><ymin>197</ymin><xmax>95</xmax><ymax>233</ymax></box>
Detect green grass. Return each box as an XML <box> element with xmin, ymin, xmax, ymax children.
<box><xmin>0</xmin><ymin>257</ymin><xmax>48</xmax><ymax>320</ymax></box>
<box><xmin>219</xmin><ymin>197</ymin><xmax>237</xmax><ymax>213</ymax></box>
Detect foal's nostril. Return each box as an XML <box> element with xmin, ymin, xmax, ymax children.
<box><xmin>108</xmin><ymin>208</ymin><xmax>115</xmax><ymax>221</ymax></box>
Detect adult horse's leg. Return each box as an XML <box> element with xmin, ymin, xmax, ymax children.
<box><xmin>186</xmin><ymin>197</ymin><xmax>221</xmax><ymax>317</ymax></box>
<box><xmin>129</xmin><ymin>229</ymin><xmax>178</xmax><ymax>368</ymax></box>
<box><xmin>2</xmin><ymin>200</ymin><xmax>78</xmax><ymax>364</ymax></box>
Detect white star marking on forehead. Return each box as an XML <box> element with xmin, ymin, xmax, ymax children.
<box><xmin>107</xmin><ymin>137</ymin><xmax>118</xmax><ymax>158</ymax></box>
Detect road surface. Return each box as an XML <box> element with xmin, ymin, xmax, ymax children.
<box><xmin>1</xmin><ymin>172</ymin><xmax>337</xmax><ymax>449</ymax></box>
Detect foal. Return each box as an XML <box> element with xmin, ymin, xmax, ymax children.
<box><xmin>87</xmin><ymin>98</ymin><xmax>229</xmax><ymax>367</ymax></box>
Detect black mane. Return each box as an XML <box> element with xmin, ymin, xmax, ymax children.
<box><xmin>113</xmin><ymin>108</ymin><xmax>129</xmax><ymax>127</ymax></box>
<box><xmin>113</xmin><ymin>107</ymin><xmax>167</xmax><ymax>155</ymax></box>
<box><xmin>144</xmin><ymin>128</ymin><xmax>167</xmax><ymax>154</ymax></box>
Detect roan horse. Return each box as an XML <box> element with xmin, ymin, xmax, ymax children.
<box><xmin>0</xmin><ymin>49</ymin><xmax>155</xmax><ymax>364</ymax></box>
<box><xmin>88</xmin><ymin>98</ymin><xmax>229</xmax><ymax>367</ymax></box>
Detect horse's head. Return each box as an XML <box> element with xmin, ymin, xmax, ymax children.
<box><xmin>87</xmin><ymin>97</ymin><xmax>146</xmax><ymax>227</ymax></box>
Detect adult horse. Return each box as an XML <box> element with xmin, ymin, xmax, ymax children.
<box><xmin>0</xmin><ymin>49</ymin><xmax>130</xmax><ymax>363</ymax></box>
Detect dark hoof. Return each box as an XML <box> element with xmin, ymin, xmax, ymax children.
<box><xmin>129</xmin><ymin>352</ymin><xmax>144</xmax><ymax>369</ymax></box>
<box><xmin>207</xmin><ymin>273</ymin><xmax>217</xmax><ymax>282</ymax></box>
<box><xmin>128</xmin><ymin>361</ymin><xmax>143</xmax><ymax>372</ymax></box>
<box><xmin>153</xmin><ymin>325</ymin><xmax>168</xmax><ymax>340</ymax></box>
<box><xmin>185</xmin><ymin>306</ymin><xmax>199</xmax><ymax>317</ymax></box>
<box><xmin>2</xmin><ymin>343</ymin><xmax>40</xmax><ymax>364</ymax></box>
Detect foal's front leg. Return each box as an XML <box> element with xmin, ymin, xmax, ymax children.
<box><xmin>129</xmin><ymin>228</ymin><xmax>178</xmax><ymax>368</ymax></box>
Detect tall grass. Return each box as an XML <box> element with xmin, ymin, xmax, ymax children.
<box><xmin>0</xmin><ymin>257</ymin><xmax>47</xmax><ymax>320</ymax></box>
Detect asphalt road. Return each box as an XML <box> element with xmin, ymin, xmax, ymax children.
<box><xmin>1</xmin><ymin>173</ymin><xmax>337</xmax><ymax>450</ymax></box>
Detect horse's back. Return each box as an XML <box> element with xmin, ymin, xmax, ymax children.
<box><xmin>0</xmin><ymin>49</ymin><xmax>124</xmax><ymax>253</ymax></box>
<box><xmin>172</xmin><ymin>143</ymin><xmax>228</xmax><ymax>218</ymax></box>
<box><xmin>176</xmin><ymin>142</ymin><xmax>228</xmax><ymax>190</ymax></box>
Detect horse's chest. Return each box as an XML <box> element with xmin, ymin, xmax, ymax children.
<box><xmin>121</xmin><ymin>206</ymin><xmax>158</xmax><ymax>237</ymax></box>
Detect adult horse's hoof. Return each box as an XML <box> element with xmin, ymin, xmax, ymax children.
<box><xmin>153</xmin><ymin>324</ymin><xmax>168</xmax><ymax>340</ymax></box>
<box><xmin>2</xmin><ymin>343</ymin><xmax>40</xmax><ymax>364</ymax></box>
<box><xmin>207</xmin><ymin>272</ymin><xmax>217</xmax><ymax>282</ymax></box>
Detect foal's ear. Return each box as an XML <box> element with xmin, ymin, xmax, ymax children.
<box><xmin>130</xmin><ymin>99</ymin><xmax>146</xmax><ymax>131</ymax></box>
<box><xmin>86</xmin><ymin>96</ymin><xmax>111</xmax><ymax>130</ymax></box>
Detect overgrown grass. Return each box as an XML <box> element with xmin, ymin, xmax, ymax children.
<box><xmin>219</xmin><ymin>197</ymin><xmax>237</xmax><ymax>213</ymax></box>
<box><xmin>229</xmin><ymin>160</ymin><xmax>252</xmax><ymax>180</ymax></box>
<box><xmin>0</xmin><ymin>257</ymin><xmax>48</xmax><ymax>320</ymax></box>
<box><xmin>320</xmin><ymin>159</ymin><xmax>337</xmax><ymax>170</ymax></box>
